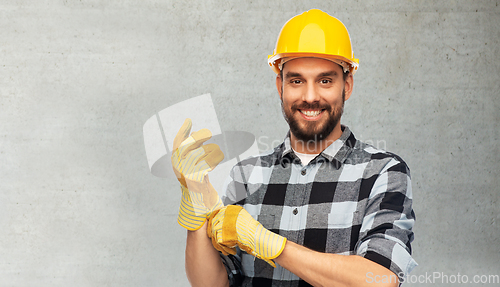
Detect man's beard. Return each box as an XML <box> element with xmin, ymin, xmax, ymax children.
<box><xmin>281</xmin><ymin>89</ymin><xmax>345</xmax><ymax>142</ymax></box>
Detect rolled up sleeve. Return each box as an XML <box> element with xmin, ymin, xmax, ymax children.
<box><xmin>356</xmin><ymin>157</ymin><xmax>417</xmax><ymax>279</ymax></box>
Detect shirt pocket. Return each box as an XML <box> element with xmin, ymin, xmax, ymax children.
<box><xmin>327</xmin><ymin>211</ymin><xmax>359</xmax><ymax>229</ymax></box>
<box><xmin>257</xmin><ymin>214</ymin><xmax>277</xmax><ymax>230</ymax></box>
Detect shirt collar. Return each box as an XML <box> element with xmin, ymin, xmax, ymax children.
<box><xmin>278</xmin><ymin>125</ymin><xmax>357</xmax><ymax>166</ymax></box>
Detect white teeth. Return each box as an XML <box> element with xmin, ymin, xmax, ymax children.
<box><xmin>300</xmin><ymin>110</ymin><xmax>321</xmax><ymax>117</ymax></box>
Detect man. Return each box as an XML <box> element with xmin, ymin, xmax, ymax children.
<box><xmin>172</xmin><ymin>9</ymin><xmax>416</xmax><ymax>287</ymax></box>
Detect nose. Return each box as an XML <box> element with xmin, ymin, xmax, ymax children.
<box><xmin>302</xmin><ymin>82</ymin><xmax>320</xmax><ymax>103</ymax></box>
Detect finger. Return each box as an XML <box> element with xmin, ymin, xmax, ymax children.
<box><xmin>173</xmin><ymin>118</ymin><xmax>192</xmax><ymax>151</ymax></box>
<box><xmin>210</xmin><ymin>220</ymin><xmax>238</xmax><ymax>256</ymax></box>
<box><xmin>180</xmin><ymin>128</ymin><xmax>212</xmax><ymax>158</ymax></box>
<box><xmin>207</xmin><ymin>208</ymin><xmax>222</xmax><ymax>237</ymax></box>
<box><xmin>196</xmin><ymin>144</ymin><xmax>224</xmax><ymax>168</ymax></box>
<box><xmin>219</xmin><ymin>243</ymin><xmax>237</xmax><ymax>255</ymax></box>
<box><xmin>211</xmin><ymin>236</ymin><xmax>237</xmax><ymax>255</ymax></box>
<box><xmin>211</xmin><ymin>236</ymin><xmax>227</xmax><ymax>254</ymax></box>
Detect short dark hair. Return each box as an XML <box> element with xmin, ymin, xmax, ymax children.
<box><xmin>343</xmin><ymin>70</ymin><xmax>350</xmax><ymax>81</ymax></box>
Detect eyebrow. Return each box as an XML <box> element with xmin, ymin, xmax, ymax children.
<box><xmin>284</xmin><ymin>72</ymin><xmax>302</xmax><ymax>79</ymax></box>
<box><xmin>317</xmin><ymin>71</ymin><xmax>339</xmax><ymax>78</ymax></box>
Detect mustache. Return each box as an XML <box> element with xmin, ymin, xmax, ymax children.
<box><xmin>291</xmin><ymin>102</ymin><xmax>331</xmax><ymax>111</ymax></box>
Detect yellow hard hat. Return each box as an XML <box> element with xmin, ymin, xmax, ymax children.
<box><xmin>268</xmin><ymin>9</ymin><xmax>359</xmax><ymax>75</ymax></box>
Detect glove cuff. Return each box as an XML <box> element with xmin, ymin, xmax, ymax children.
<box><xmin>258</xmin><ymin>227</ymin><xmax>287</xmax><ymax>260</ymax></box>
<box><xmin>177</xmin><ymin>198</ymin><xmax>207</xmax><ymax>231</ymax></box>
<box><xmin>177</xmin><ymin>185</ymin><xmax>224</xmax><ymax>231</ymax></box>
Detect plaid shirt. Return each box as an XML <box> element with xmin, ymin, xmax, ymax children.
<box><xmin>220</xmin><ymin>126</ymin><xmax>417</xmax><ymax>286</ymax></box>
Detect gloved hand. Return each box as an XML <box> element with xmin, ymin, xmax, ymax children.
<box><xmin>171</xmin><ymin>118</ymin><xmax>224</xmax><ymax>231</ymax></box>
<box><xmin>207</xmin><ymin>205</ymin><xmax>287</xmax><ymax>267</ymax></box>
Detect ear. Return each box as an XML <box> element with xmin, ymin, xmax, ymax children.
<box><xmin>343</xmin><ymin>73</ymin><xmax>354</xmax><ymax>101</ymax></box>
<box><xmin>276</xmin><ymin>74</ymin><xmax>283</xmax><ymax>101</ymax></box>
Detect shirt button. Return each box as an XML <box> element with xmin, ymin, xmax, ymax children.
<box><xmin>293</xmin><ymin>208</ymin><xmax>298</xmax><ymax>215</ymax></box>
<box><xmin>301</xmin><ymin>169</ymin><xmax>306</xmax><ymax>176</ymax></box>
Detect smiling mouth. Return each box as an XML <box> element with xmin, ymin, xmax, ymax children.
<box><xmin>299</xmin><ymin>109</ymin><xmax>323</xmax><ymax>117</ymax></box>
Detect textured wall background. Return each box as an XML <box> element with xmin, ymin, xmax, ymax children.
<box><xmin>1</xmin><ymin>1</ymin><xmax>499</xmax><ymax>286</ymax></box>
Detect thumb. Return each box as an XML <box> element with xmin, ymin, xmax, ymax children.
<box><xmin>172</xmin><ymin>118</ymin><xmax>192</xmax><ymax>151</ymax></box>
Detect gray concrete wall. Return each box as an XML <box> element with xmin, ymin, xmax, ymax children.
<box><xmin>1</xmin><ymin>1</ymin><xmax>498</xmax><ymax>286</ymax></box>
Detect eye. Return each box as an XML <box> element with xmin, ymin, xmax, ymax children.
<box><xmin>290</xmin><ymin>79</ymin><xmax>303</xmax><ymax>85</ymax></box>
<box><xmin>320</xmin><ymin>79</ymin><xmax>332</xmax><ymax>84</ymax></box>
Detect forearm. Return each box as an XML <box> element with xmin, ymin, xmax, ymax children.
<box><xmin>274</xmin><ymin>241</ymin><xmax>398</xmax><ymax>287</ymax></box>
<box><xmin>185</xmin><ymin>222</ymin><xmax>229</xmax><ymax>287</ymax></box>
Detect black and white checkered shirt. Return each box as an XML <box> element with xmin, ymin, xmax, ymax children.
<box><xmin>220</xmin><ymin>126</ymin><xmax>417</xmax><ymax>286</ymax></box>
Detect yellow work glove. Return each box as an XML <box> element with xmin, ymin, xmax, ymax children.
<box><xmin>171</xmin><ymin>118</ymin><xmax>224</xmax><ymax>231</ymax></box>
<box><xmin>207</xmin><ymin>205</ymin><xmax>287</xmax><ymax>267</ymax></box>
